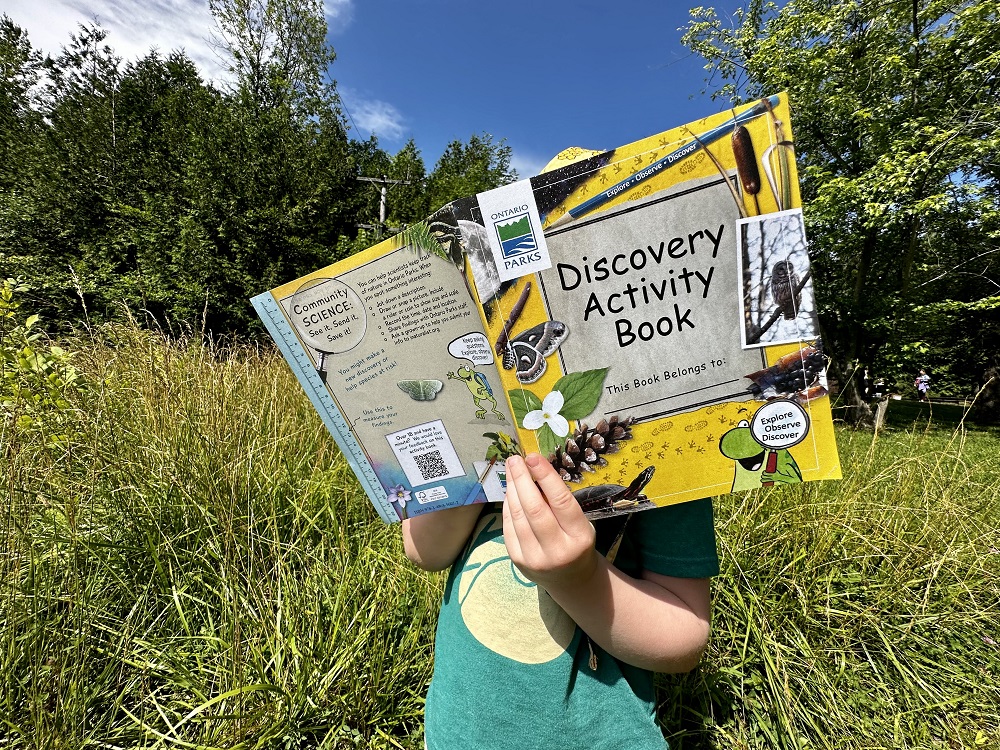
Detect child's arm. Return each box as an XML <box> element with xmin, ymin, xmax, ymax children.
<box><xmin>402</xmin><ymin>504</ymin><xmax>483</xmax><ymax>571</ymax></box>
<box><xmin>502</xmin><ymin>453</ymin><xmax>712</xmax><ymax>674</ymax></box>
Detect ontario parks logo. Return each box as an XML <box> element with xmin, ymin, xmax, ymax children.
<box><xmin>477</xmin><ymin>180</ymin><xmax>551</xmax><ymax>281</ymax></box>
<box><xmin>492</xmin><ymin>207</ymin><xmax>537</xmax><ymax>259</ymax></box>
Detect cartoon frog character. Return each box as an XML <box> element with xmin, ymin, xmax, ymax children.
<box><xmin>447</xmin><ymin>365</ymin><xmax>506</xmax><ymax>420</ymax></box>
<box><xmin>719</xmin><ymin>420</ymin><xmax>801</xmax><ymax>491</ymax></box>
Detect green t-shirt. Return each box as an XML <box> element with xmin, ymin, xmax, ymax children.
<box><xmin>424</xmin><ymin>498</ymin><xmax>719</xmax><ymax>750</ymax></box>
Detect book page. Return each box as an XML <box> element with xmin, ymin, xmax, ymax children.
<box><xmin>256</xmin><ymin>92</ymin><xmax>842</xmax><ymax>523</ymax></box>
<box><xmin>269</xmin><ymin>238</ymin><xmax>513</xmax><ymax>519</ymax></box>
<box><xmin>466</xmin><ymin>93</ymin><xmax>841</xmax><ymax>520</ymax></box>
<box><xmin>539</xmin><ymin>173</ymin><xmax>766</xmax><ymax>419</ymax></box>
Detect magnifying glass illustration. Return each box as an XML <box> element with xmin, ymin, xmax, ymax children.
<box><xmin>286</xmin><ymin>277</ymin><xmax>367</xmax><ymax>381</ymax></box>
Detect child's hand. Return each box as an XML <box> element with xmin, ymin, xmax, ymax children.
<box><xmin>502</xmin><ymin>455</ymin><xmax>712</xmax><ymax>674</ymax></box>
<box><xmin>501</xmin><ymin>453</ymin><xmax>598</xmax><ymax>592</ymax></box>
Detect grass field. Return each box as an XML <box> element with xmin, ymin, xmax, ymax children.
<box><xmin>2</xmin><ymin>327</ymin><xmax>998</xmax><ymax>748</ymax></box>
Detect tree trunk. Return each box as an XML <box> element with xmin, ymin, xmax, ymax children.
<box><xmin>973</xmin><ymin>367</ymin><xmax>999</xmax><ymax>425</ymax></box>
<box><xmin>826</xmin><ymin>349</ymin><xmax>875</xmax><ymax>429</ymax></box>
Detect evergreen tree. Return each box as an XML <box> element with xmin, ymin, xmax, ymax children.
<box><xmin>425</xmin><ymin>133</ymin><xmax>517</xmax><ymax>210</ymax></box>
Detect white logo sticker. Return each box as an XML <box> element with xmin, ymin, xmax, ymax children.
<box><xmin>750</xmin><ymin>400</ymin><xmax>810</xmax><ymax>449</ymax></box>
<box><xmin>476</xmin><ymin>180</ymin><xmax>551</xmax><ymax>282</ymax></box>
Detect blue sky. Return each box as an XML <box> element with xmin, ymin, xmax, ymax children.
<box><xmin>7</xmin><ymin>0</ymin><xmax>751</xmax><ymax>177</ymax></box>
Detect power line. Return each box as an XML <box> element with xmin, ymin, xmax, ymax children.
<box><xmin>338</xmin><ymin>93</ymin><xmax>362</xmax><ymax>138</ymax></box>
<box><xmin>357</xmin><ymin>174</ymin><xmax>411</xmax><ymax>239</ymax></box>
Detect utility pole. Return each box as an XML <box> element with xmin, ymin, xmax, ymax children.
<box><xmin>357</xmin><ymin>174</ymin><xmax>411</xmax><ymax>239</ymax></box>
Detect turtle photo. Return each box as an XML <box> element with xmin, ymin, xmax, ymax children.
<box><xmin>572</xmin><ymin>466</ymin><xmax>655</xmax><ymax>516</ymax></box>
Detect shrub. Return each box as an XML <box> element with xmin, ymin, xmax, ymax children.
<box><xmin>0</xmin><ymin>277</ymin><xmax>83</xmax><ymax>449</ymax></box>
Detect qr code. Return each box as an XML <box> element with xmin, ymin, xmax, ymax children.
<box><xmin>414</xmin><ymin>450</ymin><xmax>449</xmax><ymax>481</ymax></box>
<box><xmin>413</xmin><ymin>451</ymin><xmax>448</xmax><ymax>481</ymax></box>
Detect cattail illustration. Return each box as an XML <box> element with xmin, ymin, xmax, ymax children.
<box><xmin>732</xmin><ymin>124</ymin><xmax>762</xmax><ymax>214</ymax></box>
<box><xmin>761</xmin><ymin>96</ymin><xmax>795</xmax><ymax>211</ymax></box>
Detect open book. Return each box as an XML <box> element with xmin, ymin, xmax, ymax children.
<box><xmin>251</xmin><ymin>92</ymin><xmax>842</xmax><ymax>523</ymax></box>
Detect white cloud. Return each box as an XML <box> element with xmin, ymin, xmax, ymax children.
<box><xmin>4</xmin><ymin>0</ymin><xmax>352</xmax><ymax>84</ymax></box>
<box><xmin>340</xmin><ymin>88</ymin><xmax>407</xmax><ymax>143</ymax></box>
<box><xmin>324</xmin><ymin>0</ymin><xmax>353</xmax><ymax>30</ymax></box>
<box><xmin>510</xmin><ymin>149</ymin><xmax>549</xmax><ymax>180</ymax></box>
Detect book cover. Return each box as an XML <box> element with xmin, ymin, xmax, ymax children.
<box><xmin>252</xmin><ymin>92</ymin><xmax>841</xmax><ymax>523</ymax></box>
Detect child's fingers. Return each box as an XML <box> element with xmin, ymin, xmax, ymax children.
<box><xmin>504</xmin><ymin>455</ymin><xmax>598</xmax><ymax>588</ymax></box>
<box><xmin>502</xmin><ymin>456</ymin><xmax>543</xmax><ymax>557</ymax></box>
<box><xmin>523</xmin><ymin>453</ymin><xmax>591</xmax><ymax>536</ymax></box>
<box><xmin>500</xmin><ymin>487</ymin><xmax>525</xmax><ymax>561</ymax></box>
<box><xmin>505</xmin><ymin>454</ymin><xmax>561</xmax><ymax>546</ymax></box>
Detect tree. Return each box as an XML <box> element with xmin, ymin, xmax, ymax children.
<box><xmin>350</xmin><ymin>139</ymin><xmax>430</xmax><ymax>233</ymax></box>
<box><xmin>425</xmin><ymin>133</ymin><xmax>517</xmax><ymax>210</ymax></box>
<box><xmin>386</xmin><ymin>140</ymin><xmax>429</xmax><ymax>227</ymax></box>
<box><xmin>0</xmin><ymin>12</ymin><xmax>523</xmax><ymax>339</ymax></box>
<box><xmin>0</xmin><ymin>17</ymin><xmax>362</xmax><ymax>336</ymax></box>
<box><xmin>681</xmin><ymin>0</ymin><xmax>1000</xmax><ymax>421</ymax></box>
<box><xmin>1</xmin><ymin>24</ymin><xmax>124</xmax><ymax>326</ymax></box>
<box><xmin>342</xmin><ymin>134</ymin><xmax>514</xmax><ymax>255</ymax></box>
<box><xmin>209</xmin><ymin>0</ymin><xmax>334</xmax><ymax>113</ymax></box>
<box><xmin>0</xmin><ymin>15</ymin><xmax>43</xmax><ymax>193</ymax></box>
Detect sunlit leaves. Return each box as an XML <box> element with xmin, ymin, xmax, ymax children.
<box><xmin>680</xmin><ymin>0</ymin><xmax>1000</xmax><ymax>397</ymax></box>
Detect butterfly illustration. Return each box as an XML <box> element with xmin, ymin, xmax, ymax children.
<box><xmin>397</xmin><ymin>379</ymin><xmax>444</xmax><ymax>401</ymax></box>
<box><xmin>501</xmin><ymin>321</ymin><xmax>569</xmax><ymax>384</ymax></box>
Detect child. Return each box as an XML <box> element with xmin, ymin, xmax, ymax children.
<box><xmin>402</xmin><ymin>452</ymin><xmax>719</xmax><ymax>749</ymax></box>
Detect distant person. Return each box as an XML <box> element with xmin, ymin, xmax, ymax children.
<box><xmin>915</xmin><ymin>369</ymin><xmax>931</xmax><ymax>402</ymax></box>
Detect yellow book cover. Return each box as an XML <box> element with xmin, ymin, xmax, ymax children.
<box><xmin>252</xmin><ymin>92</ymin><xmax>841</xmax><ymax>523</ymax></box>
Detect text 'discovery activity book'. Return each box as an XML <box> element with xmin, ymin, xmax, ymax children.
<box><xmin>252</xmin><ymin>92</ymin><xmax>842</xmax><ymax>523</ymax></box>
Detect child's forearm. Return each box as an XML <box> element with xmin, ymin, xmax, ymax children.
<box><xmin>402</xmin><ymin>503</ymin><xmax>483</xmax><ymax>571</ymax></box>
<box><xmin>500</xmin><ymin>453</ymin><xmax>712</xmax><ymax>673</ymax></box>
<box><xmin>542</xmin><ymin>561</ymin><xmax>711</xmax><ymax>673</ymax></box>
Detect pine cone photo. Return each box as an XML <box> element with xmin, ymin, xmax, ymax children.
<box><xmin>550</xmin><ymin>415</ymin><xmax>636</xmax><ymax>483</ymax></box>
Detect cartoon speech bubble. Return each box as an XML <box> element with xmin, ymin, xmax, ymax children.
<box><xmin>750</xmin><ymin>399</ymin><xmax>810</xmax><ymax>450</ymax></box>
<box><xmin>447</xmin><ymin>332</ymin><xmax>494</xmax><ymax>366</ymax></box>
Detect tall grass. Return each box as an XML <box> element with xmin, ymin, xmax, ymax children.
<box><xmin>2</xmin><ymin>325</ymin><xmax>998</xmax><ymax>748</ymax></box>
<box><xmin>2</xmin><ymin>325</ymin><xmax>440</xmax><ymax>748</ymax></box>
<box><xmin>660</xmin><ymin>426</ymin><xmax>1000</xmax><ymax>748</ymax></box>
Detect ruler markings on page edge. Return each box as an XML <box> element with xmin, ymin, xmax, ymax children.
<box><xmin>251</xmin><ymin>293</ymin><xmax>398</xmax><ymax>523</ymax></box>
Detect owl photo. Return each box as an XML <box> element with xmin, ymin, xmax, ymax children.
<box><xmin>737</xmin><ymin>208</ymin><xmax>819</xmax><ymax>348</ymax></box>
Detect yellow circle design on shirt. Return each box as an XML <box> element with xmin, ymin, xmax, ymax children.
<box><xmin>456</xmin><ymin>513</ymin><xmax>576</xmax><ymax>664</ymax></box>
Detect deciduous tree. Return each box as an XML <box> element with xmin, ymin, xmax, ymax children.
<box><xmin>682</xmin><ymin>0</ymin><xmax>1000</xmax><ymax>418</ymax></box>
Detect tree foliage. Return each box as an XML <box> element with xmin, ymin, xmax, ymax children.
<box><xmin>0</xmin><ymin>16</ymin><xmax>42</xmax><ymax>194</ymax></box>
<box><xmin>681</xmin><ymin>0</ymin><xmax>1000</xmax><ymax>407</ymax></box>
<box><xmin>0</xmin><ymin>11</ymin><xmax>369</xmax><ymax>335</ymax></box>
<box><xmin>1</xmin><ymin>277</ymin><xmax>83</xmax><ymax>449</ymax></box>
<box><xmin>425</xmin><ymin>133</ymin><xmax>517</xmax><ymax>211</ymax></box>
<box><xmin>0</xmin><ymin>8</ymin><xmax>522</xmax><ymax>338</ymax></box>
<box><xmin>210</xmin><ymin>0</ymin><xmax>333</xmax><ymax>112</ymax></box>
<box><xmin>345</xmin><ymin>133</ymin><xmax>516</xmax><ymax>253</ymax></box>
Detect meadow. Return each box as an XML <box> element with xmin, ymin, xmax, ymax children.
<box><xmin>2</xmin><ymin>325</ymin><xmax>998</xmax><ymax>749</ymax></box>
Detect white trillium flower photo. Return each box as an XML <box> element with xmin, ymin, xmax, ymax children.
<box><xmin>522</xmin><ymin>390</ymin><xmax>570</xmax><ymax>438</ymax></box>
<box><xmin>509</xmin><ymin>367</ymin><xmax>608</xmax><ymax>458</ymax></box>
